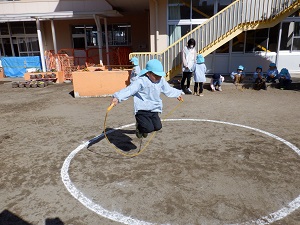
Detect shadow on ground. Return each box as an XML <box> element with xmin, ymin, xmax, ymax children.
<box><xmin>0</xmin><ymin>210</ymin><xmax>64</xmax><ymax>225</ymax></box>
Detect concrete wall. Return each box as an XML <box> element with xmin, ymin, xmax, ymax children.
<box><xmin>149</xmin><ymin>0</ymin><xmax>168</xmax><ymax>52</ymax></box>
<box><xmin>205</xmin><ymin>51</ymin><xmax>300</xmax><ymax>74</ymax></box>
<box><xmin>41</xmin><ymin>14</ymin><xmax>149</xmax><ymax>53</ymax></box>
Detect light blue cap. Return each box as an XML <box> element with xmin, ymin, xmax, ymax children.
<box><xmin>269</xmin><ymin>63</ymin><xmax>276</xmax><ymax>67</ymax></box>
<box><xmin>130</xmin><ymin>57</ymin><xmax>139</xmax><ymax>66</ymax></box>
<box><xmin>196</xmin><ymin>54</ymin><xmax>205</xmax><ymax>63</ymax></box>
<box><xmin>238</xmin><ymin>65</ymin><xmax>244</xmax><ymax>70</ymax></box>
<box><xmin>139</xmin><ymin>59</ymin><xmax>166</xmax><ymax>77</ymax></box>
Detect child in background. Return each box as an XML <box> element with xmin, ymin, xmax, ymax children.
<box><xmin>111</xmin><ymin>59</ymin><xmax>183</xmax><ymax>139</ymax></box>
<box><xmin>278</xmin><ymin>68</ymin><xmax>292</xmax><ymax>90</ymax></box>
<box><xmin>230</xmin><ymin>65</ymin><xmax>245</xmax><ymax>84</ymax></box>
<box><xmin>252</xmin><ymin>66</ymin><xmax>267</xmax><ymax>90</ymax></box>
<box><xmin>210</xmin><ymin>73</ymin><xmax>224</xmax><ymax>92</ymax></box>
<box><xmin>129</xmin><ymin>57</ymin><xmax>141</xmax><ymax>83</ymax></box>
<box><xmin>266</xmin><ymin>63</ymin><xmax>278</xmax><ymax>83</ymax></box>
<box><xmin>193</xmin><ymin>54</ymin><xmax>207</xmax><ymax>96</ymax></box>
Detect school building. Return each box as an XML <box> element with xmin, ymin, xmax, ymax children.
<box><xmin>0</xmin><ymin>0</ymin><xmax>299</xmax><ymax>79</ymax></box>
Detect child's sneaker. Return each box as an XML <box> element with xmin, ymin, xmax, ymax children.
<box><xmin>218</xmin><ymin>86</ymin><xmax>222</xmax><ymax>91</ymax></box>
<box><xmin>186</xmin><ymin>88</ymin><xmax>192</xmax><ymax>94</ymax></box>
<box><xmin>199</xmin><ymin>93</ymin><xmax>204</xmax><ymax>96</ymax></box>
<box><xmin>136</xmin><ymin>129</ymin><xmax>143</xmax><ymax>138</ymax></box>
<box><xmin>135</xmin><ymin>123</ymin><xmax>143</xmax><ymax>138</ymax></box>
<box><xmin>142</xmin><ymin>133</ymin><xmax>148</xmax><ymax>138</ymax></box>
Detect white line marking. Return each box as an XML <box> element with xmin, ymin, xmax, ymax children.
<box><xmin>61</xmin><ymin>119</ymin><xmax>300</xmax><ymax>225</ymax></box>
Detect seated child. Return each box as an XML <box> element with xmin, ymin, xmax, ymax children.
<box><xmin>266</xmin><ymin>63</ymin><xmax>278</xmax><ymax>83</ymax></box>
<box><xmin>129</xmin><ymin>57</ymin><xmax>141</xmax><ymax>83</ymax></box>
<box><xmin>210</xmin><ymin>73</ymin><xmax>224</xmax><ymax>92</ymax></box>
<box><xmin>278</xmin><ymin>68</ymin><xmax>292</xmax><ymax>90</ymax></box>
<box><xmin>230</xmin><ymin>65</ymin><xmax>245</xmax><ymax>84</ymax></box>
<box><xmin>252</xmin><ymin>66</ymin><xmax>267</xmax><ymax>90</ymax></box>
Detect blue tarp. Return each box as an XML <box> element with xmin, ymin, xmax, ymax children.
<box><xmin>1</xmin><ymin>56</ymin><xmax>41</xmax><ymax>77</ymax></box>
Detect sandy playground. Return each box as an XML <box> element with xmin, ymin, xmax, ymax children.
<box><xmin>0</xmin><ymin>78</ymin><xmax>300</xmax><ymax>225</ymax></box>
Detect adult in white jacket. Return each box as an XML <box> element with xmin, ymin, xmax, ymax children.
<box><xmin>181</xmin><ymin>38</ymin><xmax>197</xmax><ymax>94</ymax></box>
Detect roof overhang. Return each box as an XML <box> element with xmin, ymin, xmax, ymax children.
<box><xmin>0</xmin><ymin>10</ymin><xmax>123</xmax><ymax>23</ymax></box>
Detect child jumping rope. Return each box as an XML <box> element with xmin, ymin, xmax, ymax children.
<box><xmin>110</xmin><ymin>59</ymin><xmax>183</xmax><ymax>138</ymax></box>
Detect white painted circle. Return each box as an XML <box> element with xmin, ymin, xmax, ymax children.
<box><xmin>61</xmin><ymin>119</ymin><xmax>300</xmax><ymax>225</ymax></box>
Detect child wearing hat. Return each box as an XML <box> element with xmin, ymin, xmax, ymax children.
<box><xmin>111</xmin><ymin>59</ymin><xmax>183</xmax><ymax>138</ymax></box>
<box><xmin>129</xmin><ymin>57</ymin><xmax>141</xmax><ymax>83</ymax></box>
<box><xmin>266</xmin><ymin>63</ymin><xmax>278</xmax><ymax>83</ymax></box>
<box><xmin>230</xmin><ymin>65</ymin><xmax>245</xmax><ymax>84</ymax></box>
<box><xmin>252</xmin><ymin>66</ymin><xmax>267</xmax><ymax>90</ymax></box>
<box><xmin>278</xmin><ymin>68</ymin><xmax>292</xmax><ymax>90</ymax></box>
<box><xmin>193</xmin><ymin>54</ymin><xmax>207</xmax><ymax>96</ymax></box>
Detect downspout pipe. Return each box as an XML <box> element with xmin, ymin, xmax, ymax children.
<box><xmin>36</xmin><ymin>18</ymin><xmax>46</xmax><ymax>72</ymax></box>
<box><xmin>153</xmin><ymin>0</ymin><xmax>158</xmax><ymax>52</ymax></box>
<box><xmin>50</xmin><ymin>19</ymin><xmax>58</xmax><ymax>54</ymax></box>
<box><xmin>94</xmin><ymin>14</ymin><xmax>104</xmax><ymax>65</ymax></box>
<box><xmin>276</xmin><ymin>22</ymin><xmax>283</xmax><ymax>66</ymax></box>
<box><xmin>104</xmin><ymin>18</ymin><xmax>110</xmax><ymax>65</ymax></box>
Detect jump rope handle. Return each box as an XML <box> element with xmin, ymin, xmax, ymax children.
<box><xmin>107</xmin><ymin>103</ymin><xmax>115</xmax><ymax>112</ymax></box>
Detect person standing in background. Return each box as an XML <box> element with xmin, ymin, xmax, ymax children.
<box><xmin>193</xmin><ymin>54</ymin><xmax>207</xmax><ymax>96</ymax></box>
<box><xmin>181</xmin><ymin>38</ymin><xmax>197</xmax><ymax>94</ymax></box>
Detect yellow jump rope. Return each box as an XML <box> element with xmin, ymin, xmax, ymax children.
<box><xmin>104</xmin><ymin>99</ymin><xmax>183</xmax><ymax>157</ymax></box>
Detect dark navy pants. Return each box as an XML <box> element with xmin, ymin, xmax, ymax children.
<box><xmin>181</xmin><ymin>71</ymin><xmax>193</xmax><ymax>90</ymax></box>
<box><xmin>135</xmin><ymin>110</ymin><xmax>162</xmax><ymax>134</ymax></box>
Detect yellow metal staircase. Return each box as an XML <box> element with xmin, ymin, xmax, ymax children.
<box><xmin>129</xmin><ymin>0</ymin><xmax>300</xmax><ymax>81</ymax></box>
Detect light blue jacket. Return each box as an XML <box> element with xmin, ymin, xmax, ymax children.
<box><xmin>266</xmin><ymin>69</ymin><xmax>278</xmax><ymax>78</ymax></box>
<box><xmin>278</xmin><ymin>71</ymin><xmax>291</xmax><ymax>80</ymax></box>
<box><xmin>230</xmin><ymin>71</ymin><xmax>245</xmax><ymax>80</ymax></box>
<box><xmin>194</xmin><ymin>63</ymin><xmax>207</xmax><ymax>82</ymax></box>
<box><xmin>113</xmin><ymin>76</ymin><xmax>182</xmax><ymax>114</ymax></box>
<box><xmin>252</xmin><ymin>72</ymin><xmax>266</xmax><ymax>82</ymax></box>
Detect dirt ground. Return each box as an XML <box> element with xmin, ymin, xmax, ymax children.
<box><xmin>0</xmin><ymin>79</ymin><xmax>300</xmax><ymax>225</ymax></box>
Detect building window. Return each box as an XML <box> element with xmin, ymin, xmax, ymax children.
<box><xmin>0</xmin><ymin>22</ymin><xmax>39</xmax><ymax>56</ymax></box>
<box><xmin>232</xmin><ymin>33</ymin><xmax>245</xmax><ymax>52</ymax></box>
<box><xmin>245</xmin><ymin>29</ymin><xmax>269</xmax><ymax>52</ymax></box>
<box><xmin>72</xmin><ymin>24</ymin><xmax>131</xmax><ymax>49</ymax></box>
<box><xmin>280</xmin><ymin>21</ymin><xmax>300</xmax><ymax>51</ymax></box>
<box><xmin>292</xmin><ymin>22</ymin><xmax>300</xmax><ymax>51</ymax></box>
<box><xmin>106</xmin><ymin>24</ymin><xmax>131</xmax><ymax>46</ymax></box>
<box><xmin>0</xmin><ymin>23</ymin><xmax>9</xmax><ymax>35</ymax></box>
<box><xmin>168</xmin><ymin>0</ymin><xmax>224</xmax><ymax>44</ymax></box>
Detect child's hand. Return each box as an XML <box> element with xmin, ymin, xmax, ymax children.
<box><xmin>111</xmin><ymin>97</ymin><xmax>119</xmax><ymax>106</ymax></box>
<box><xmin>177</xmin><ymin>95</ymin><xmax>184</xmax><ymax>102</ymax></box>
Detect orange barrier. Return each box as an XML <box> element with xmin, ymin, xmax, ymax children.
<box><xmin>72</xmin><ymin>69</ymin><xmax>131</xmax><ymax>97</ymax></box>
<box><xmin>0</xmin><ymin>68</ymin><xmax>5</xmax><ymax>78</ymax></box>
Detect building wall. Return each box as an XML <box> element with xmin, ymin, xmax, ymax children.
<box><xmin>149</xmin><ymin>0</ymin><xmax>168</xmax><ymax>52</ymax></box>
<box><xmin>40</xmin><ymin>14</ymin><xmax>149</xmax><ymax>53</ymax></box>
